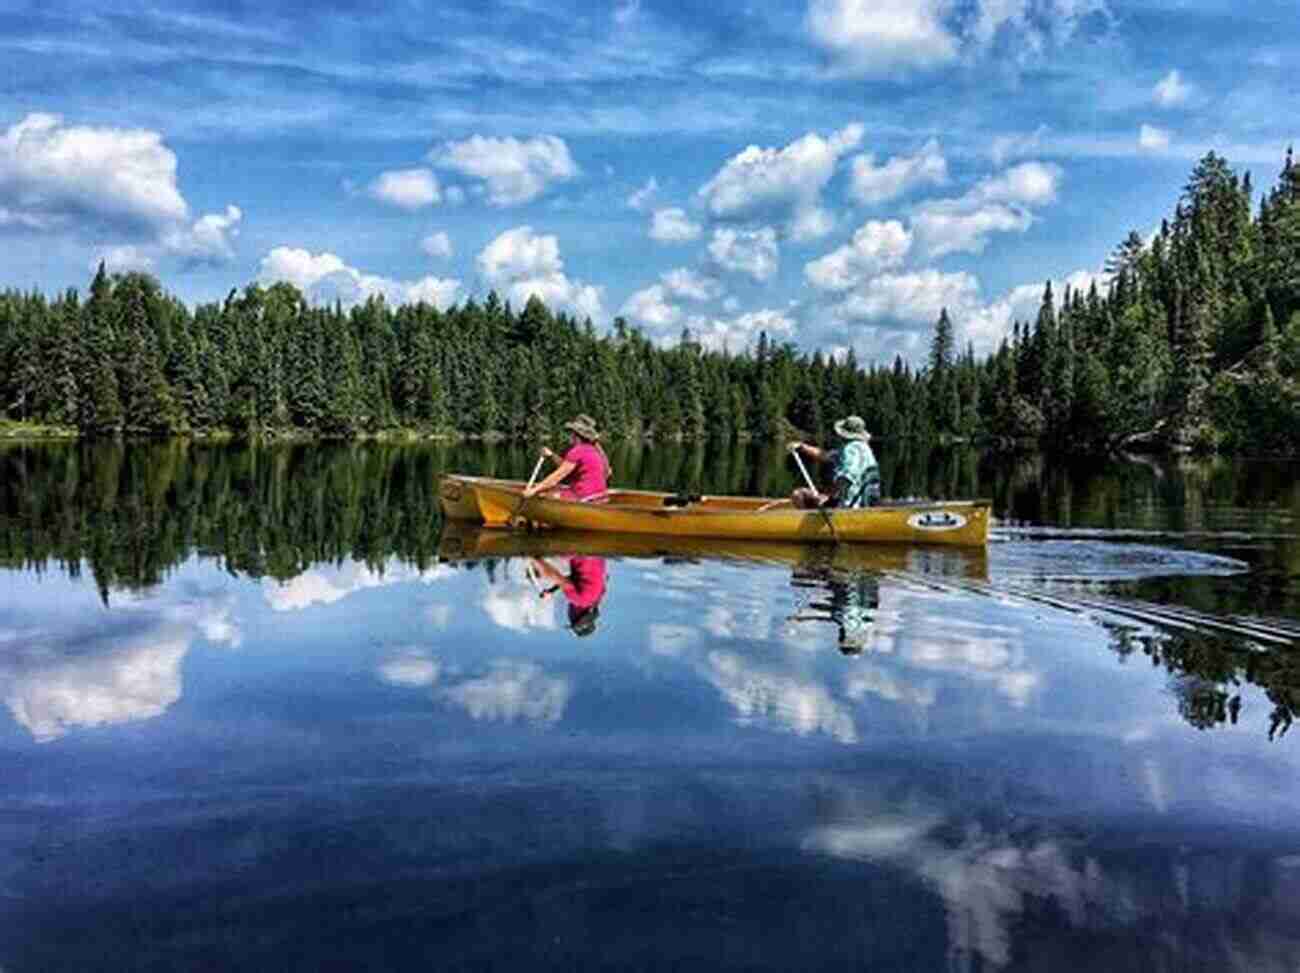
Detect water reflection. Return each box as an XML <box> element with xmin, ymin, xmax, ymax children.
<box><xmin>529</xmin><ymin>555</ymin><xmax>607</xmax><ymax>637</ymax></box>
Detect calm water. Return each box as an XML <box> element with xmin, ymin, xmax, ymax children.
<box><xmin>2</xmin><ymin>441</ymin><xmax>1300</xmax><ymax>971</ymax></box>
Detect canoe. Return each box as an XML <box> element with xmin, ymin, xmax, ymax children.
<box><xmin>437</xmin><ymin>521</ymin><xmax>989</xmax><ymax>578</ymax></box>
<box><xmin>439</xmin><ymin>475</ymin><xmax>992</xmax><ymax>548</ymax></box>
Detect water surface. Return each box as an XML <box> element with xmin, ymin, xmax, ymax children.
<box><xmin>2</xmin><ymin>442</ymin><xmax>1300</xmax><ymax>971</ymax></box>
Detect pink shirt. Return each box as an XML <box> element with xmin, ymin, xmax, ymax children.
<box><xmin>562</xmin><ymin>442</ymin><xmax>609</xmax><ymax>498</ymax></box>
<box><xmin>562</xmin><ymin>556</ymin><xmax>607</xmax><ymax>610</ymax></box>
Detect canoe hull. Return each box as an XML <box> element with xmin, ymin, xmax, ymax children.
<box><xmin>439</xmin><ymin>475</ymin><xmax>991</xmax><ymax>547</ymax></box>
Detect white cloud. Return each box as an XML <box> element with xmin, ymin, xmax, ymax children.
<box><xmin>160</xmin><ymin>204</ymin><xmax>243</xmax><ymax>264</ymax></box>
<box><xmin>0</xmin><ymin>113</ymin><xmax>189</xmax><ymax>234</ymax></box>
<box><xmin>1138</xmin><ymin>124</ymin><xmax>1171</xmax><ymax>152</ymax></box>
<box><xmin>972</xmin><ymin>161</ymin><xmax>1062</xmax><ymax>205</ymax></box>
<box><xmin>806</xmin><ymin>0</ymin><xmax>957</xmax><ymax>76</ymax></box>
<box><xmin>627</xmin><ymin>175</ymin><xmax>659</xmax><ymax>211</ymax></box>
<box><xmin>649</xmin><ymin>206</ymin><xmax>702</xmax><ymax>242</ymax></box>
<box><xmin>661</xmin><ymin>267</ymin><xmax>724</xmax><ymax>301</ymax></box>
<box><xmin>910</xmin><ymin>162</ymin><xmax>1061</xmax><ymax>257</ymax></box>
<box><xmin>696</xmin><ymin>124</ymin><xmax>863</xmax><ymax>235</ymax></box>
<box><xmin>481</xmin><ymin>579</ymin><xmax>558</xmax><ymax>632</ymax></box>
<box><xmin>421</xmin><ymin>231</ymin><xmax>454</xmax><ymax>259</ymax></box>
<box><xmin>687</xmin><ymin>308</ymin><xmax>797</xmax><ymax>352</ymax></box>
<box><xmin>94</xmin><ymin>244</ymin><xmax>155</xmax><ymax>273</ymax></box>
<box><xmin>621</xmin><ymin>284</ymin><xmax>681</xmax><ymax>329</ymax></box>
<box><xmin>476</xmin><ymin>225</ymin><xmax>605</xmax><ymax>321</ymax></box>
<box><xmin>913</xmin><ymin>201</ymin><xmax>1033</xmax><ymax>257</ymax></box>
<box><xmin>1153</xmin><ymin>69</ymin><xmax>1192</xmax><ymax>108</ymax></box>
<box><xmin>367</xmin><ymin>168</ymin><xmax>441</xmax><ymax>209</ymax></box>
<box><xmin>835</xmin><ymin>269</ymin><xmax>981</xmax><ymax>326</ymax></box>
<box><xmin>805</xmin><ymin>220</ymin><xmax>912</xmax><ymax>292</ymax></box>
<box><xmin>259</xmin><ymin>246</ymin><xmax>462</xmax><ymax>310</ymax></box>
<box><xmin>708</xmin><ymin>226</ymin><xmax>779</xmax><ymax>282</ymax></box>
<box><xmin>705</xmin><ymin>650</ymin><xmax>857</xmax><ymax>743</ymax></box>
<box><xmin>441</xmin><ymin>661</ymin><xmax>570</xmax><ymax>725</ymax></box>
<box><xmin>432</xmin><ymin>134</ymin><xmax>578</xmax><ymax>206</ymax></box>
<box><xmin>377</xmin><ymin>651</ymin><xmax>441</xmax><ymax>688</ymax></box>
<box><xmin>791</xmin><ymin>204</ymin><xmax>837</xmax><ymax>242</ymax></box>
<box><xmin>849</xmin><ymin>139</ymin><xmax>948</xmax><ymax>204</ymax></box>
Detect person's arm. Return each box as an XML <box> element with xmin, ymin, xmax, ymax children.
<box><xmin>529</xmin><ymin>557</ymin><xmax>568</xmax><ymax>587</ymax></box>
<box><xmin>525</xmin><ymin>460</ymin><xmax>576</xmax><ymax>496</ymax></box>
<box><xmin>787</xmin><ymin>441</ymin><xmax>828</xmax><ymax>463</ymax></box>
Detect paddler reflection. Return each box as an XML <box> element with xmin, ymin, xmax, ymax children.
<box><xmin>528</xmin><ymin>555</ymin><xmax>608</xmax><ymax>637</ymax></box>
<box><xmin>789</xmin><ymin>561</ymin><xmax>880</xmax><ymax>655</ymax></box>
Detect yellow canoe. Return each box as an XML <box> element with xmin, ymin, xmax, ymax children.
<box><xmin>437</xmin><ymin>522</ymin><xmax>989</xmax><ymax>577</ymax></box>
<box><xmin>439</xmin><ymin>475</ymin><xmax>992</xmax><ymax>547</ymax></box>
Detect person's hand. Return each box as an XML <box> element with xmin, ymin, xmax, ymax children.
<box><xmin>541</xmin><ymin>446</ymin><xmax>557</xmax><ymax>460</ymax></box>
<box><xmin>523</xmin><ymin>484</ymin><xmax>538</xmax><ymax>498</ymax></box>
<box><xmin>787</xmin><ymin>440</ymin><xmax>803</xmax><ymax>454</ymax></box>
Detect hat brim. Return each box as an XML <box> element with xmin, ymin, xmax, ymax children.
<box><xmin>833</xmin><ymin>420</ymin><xmax>872</xmax><ymax>441</ymax></box>
<box><xmin>564</xmin><ymin>422</ymin><xmax>601</xmax><ymax>440</ymax></box>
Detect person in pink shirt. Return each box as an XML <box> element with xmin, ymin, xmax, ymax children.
<box><xmin>530</xmin><ymin>555</ymin><xmax>607</xmax><ymax>637</ymax></box>
<box><xmin>523</xmin><ymin>413</ymin><xmax>612</xmax><ymax>502</ymax></box>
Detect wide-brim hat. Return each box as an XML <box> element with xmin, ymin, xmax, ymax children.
<box><xmin>569</xmin><ymin>603</ymin><xmax>600</xmax><ymax>637</ymax></box>
<box><xmin>564</xmin><ymin>414</ymin><xmax>602</xmax><ymax>441</ymax></box>
<box><xmin>834</xmin><ymin>415</ymin><xmax>872</xmax><ymax>442</ymax></box>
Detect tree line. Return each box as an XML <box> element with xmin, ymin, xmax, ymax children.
<box><xmin>1</xmin><ymin>151</ymin><xmax>1298</xmax><ymax>453</ymax></box>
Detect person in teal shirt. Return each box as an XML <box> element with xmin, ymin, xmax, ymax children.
<box><xmin>788</xmin><ymin>415</ymin><xmax>881</xmax><ymax>510</ymax></box>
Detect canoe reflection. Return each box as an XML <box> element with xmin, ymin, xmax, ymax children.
<box><xmin>437</xmin><ymin>523</ymin><xmax>989</xmax><ymax>578</ymax></box>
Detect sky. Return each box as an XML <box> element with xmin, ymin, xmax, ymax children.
<box><xmin>0</xmin><ymin>0</ymin><xmax>1296</xmax><ymax>364</ymax></box>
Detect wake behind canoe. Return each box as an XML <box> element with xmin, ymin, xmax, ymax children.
<box><xmin>439</xmin><ymin>475</ymin><xmax>991</xmax><ymax>547</ymax></box>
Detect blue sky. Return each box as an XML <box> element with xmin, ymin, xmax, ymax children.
<box><xmin>1</xmin><ymin>0</ymin><xmax>1296</xmax><ymax>363</ymax></box>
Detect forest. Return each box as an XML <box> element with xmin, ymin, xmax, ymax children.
<box><xmin>1</xmin><ymin>151</ymin><xmax>1299</xmax><ymax>453</ymax></box>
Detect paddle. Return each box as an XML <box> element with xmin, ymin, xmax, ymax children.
<box><xmin>790</xmin><ymin>444</ymin><xmax>839</xmax><ymax>543</ymax></box>
<box><xmin>510</xmin><ymin>450</ymin><xmax>547</xmax><ymax>528</ymax></box>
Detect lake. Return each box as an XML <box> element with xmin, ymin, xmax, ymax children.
<box><xmin>2</xmin><ymin>441</ymin><xmax>1300</xmax><ymax>971</ymax></box>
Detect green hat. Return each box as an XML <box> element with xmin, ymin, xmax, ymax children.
<box><xmin>564</xmin><ymin>414</ymin><xmax>602</xmax><ymax>441</ymax></box>
<box><xmin>834</xmin><ymin>415</ymin><xmax>872</xmax><ymax>442</ymax></box>
<box><xmin>568</xmin><ymin>603</ymin><xmax>600</xmax><ymax>637</ymax></box>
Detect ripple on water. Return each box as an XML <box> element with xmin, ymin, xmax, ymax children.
<box><xmin>989</xmin><ymin>537</ymin><xmax>1249</xmax><ymax>584</ymax></box>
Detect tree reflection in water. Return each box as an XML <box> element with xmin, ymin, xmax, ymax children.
<box><xmin>1104</xmin><ymin>621</ymin><xmax>1300</xmax><ymax>739</ymax></box>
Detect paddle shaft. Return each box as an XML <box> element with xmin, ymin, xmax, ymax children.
<box><xmin>510</xmin><ymin>452</ymin><xmax>547</xmax><ymax>526</ymax></box>
<box><xmin>790</xmin><ymin>445</ymin><xmax>839</xmax><ymax>542</ymax></box>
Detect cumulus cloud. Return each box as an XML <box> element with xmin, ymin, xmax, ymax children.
<box><xmin>708</xmin><ymin>226</ymin><xmax>779</xmax><ymax>282</ymax></box>
<box><xmin>94</xmin><ymin>244</ymin><xmax>155</xmax><ymax>273</ymax></box>
<box><xmin>805</xmin><ymin>220</ymin><xmax>913</xmax><ymax>291</ymax></box>
<box><xmin>705</xmin><ymin>650</ymin><xmax>857</xmax><ymax>743</ymax></box>
<box><xmin>0</xmin><ymin>113</ymin><xmax>188</xmax><ymax>234</ymax></box>
<box><xmin>621</xmin><ymin>268</ymin><xmax>725</xmax><ymax>331</ymax></box>
<box><xmin>696</xmin><ymin>124</ymin><xmax>862</xmax><ymax>238</ymax></box>
<box><xmin>0</xmin><ymin>112</ymin><xmax>244</xmax><ymax>267</ymax></box>
<box><xmin>259</xmin><ymin>246</ymin><xmax>462</xmax><ymax>310</ymax></box>
<box><xmin>1153</xmin><ymin>69</ymin><xmax>1192</xmax><ymax>108</ymax></box>
<box><xmin>432</xmin><ymin>134</ymin><xmax>578</xmax><ymax>206</ymax></box>
<box><xmin>911</xmin><ymin>161</ymin><xmax>1061</xmax><ymax>257</ymax></box>
<box><xmin>160</xmin><ymin>205</ymin><xmax>243</xmax><ymax>264</ymax></box>
<box><xmin>421</xmin><ymin>230</ymin><xmax>453</xmax><ymax>258</ymax></box>
<box><xmin>377</xmin><ymin>651</ymin><xmax>442</xmax><ymax>688</ymax></box>
<box><xmin>1138</xmin><ymin>124</ymin><xmax>1171</xmax><ymax>152</ymax></box>
<box><xmin>808</xmin><ymin>0</ymin><xmax>1111</xmax><ymax>76</ymax></box>
<box><xmin>262</xmin><ymin>561</ymin><xmax>454</xmax><ymax>611</ymax></box>
<box><xmin>661</xmin><ymin>267</ymin><xmax>724</xmax><ymax>301</ymax></box>
<box><xmin>627</xmin><ymin>176</ymin><xmax>659</xmax><ymax>211</ymax></box>
<box><xmin>649</xmin><ymin>206</ymin><xmax>702</xmax><ymax>243</ymax></box>
<box><xmin>686</xmin><ymin>308</ymin><xmax>797</xmax><ymax>352</ymax></box>
<box><xmin>806</xmin><ymin>0</ymin><xmax>957</xmax><ymax>75</ymax></box>
<box><xmin>367</xmin><ymin>168</ymin><xmax>441</xmax><ymax>209</ymax></box>
<box><xmin>476</xmin><ymin>225</ymin><xmax>604</xmax><ymax>321</ymax></box>
<box><xmin>441</xmin><ymin>661</ymin><xmax>571</xmax><ymax>725</ymax></box>
<box><xmin>835</xmin><ymin>269</ymin><xmax>981</xmax><ymax>325</ymax></box>
<box><xmin>621</xmin><ymin>284</ymin><xmax>681</xmax><ymax>329</ymax></box>
<box><xmin>849</xmin><ymin>139</ymin><xmax>948</xmax><ymax>204</ymax></box>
